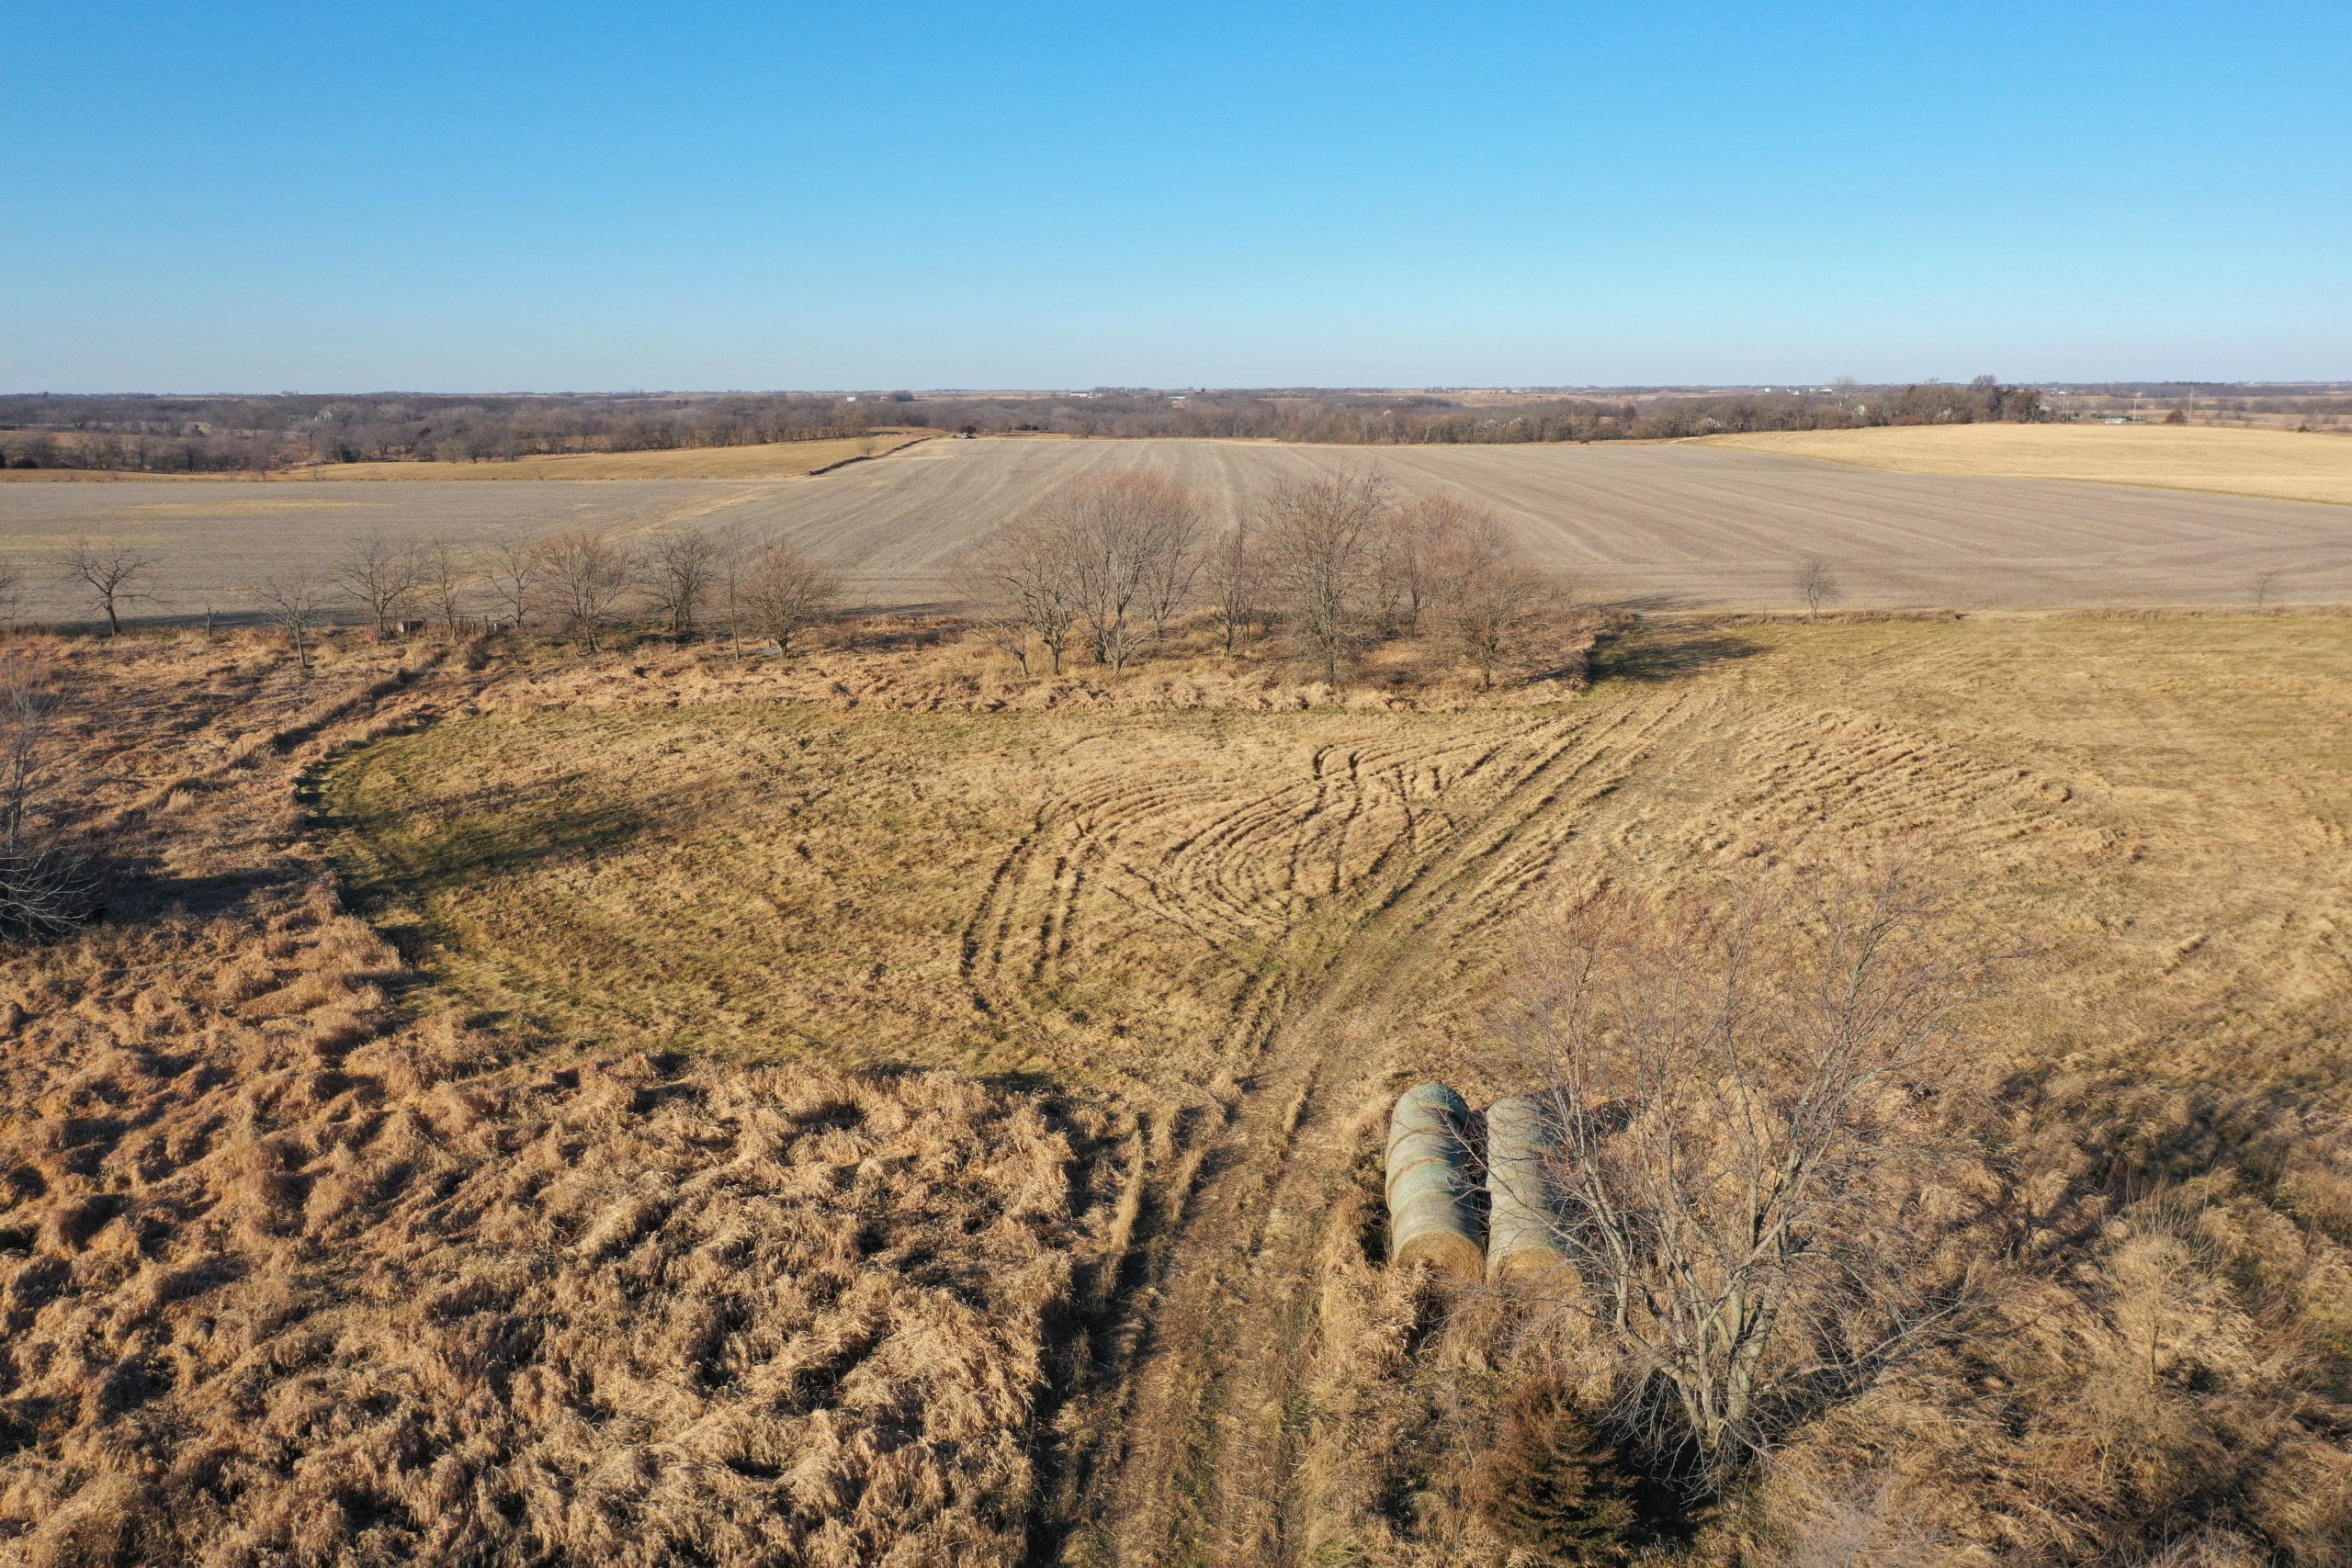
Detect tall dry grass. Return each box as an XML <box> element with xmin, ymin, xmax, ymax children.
<box><xmin>1289</xmin><ymin>613</ymin><xmax>2352</xmax><ymax>1566</ymax></box>
<box><xmin>0</xmin><ymin>630</ymin><xmax>1125</xmax><ymax>1566</ymax></box>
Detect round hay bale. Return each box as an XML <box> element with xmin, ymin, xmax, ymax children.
<box><xmin>1485</xmin><ymin>1092</ymin><xmax>1571</xmax><ymax>1288</ymax></box>
<box><xmin>1386</xmin><ymin>1083</ymin><xmax>1483</xmax><ymax>1282</ymax></box>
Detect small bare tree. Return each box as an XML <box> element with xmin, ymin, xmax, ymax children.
<box><xmin>739</xmin><ymin>541</ymin><xmax>841</xmax><ymax>656</ymax></box>
<box><xmin>1264</xmin><ymin>469</ymin><xmax>1391</xmax><ymax>686</ymax></box>
<box><xmin>713</xmin><ymin>533</ymin><xmax>748</xmax><ymax>658</ymax></box>
<box><xmin>338</xmin><ymin>536</ymin><xmax>421</xmax><ymax>637</ymax></box>
<box><xmin>1062</xmin><ymin>470</ymin><xmax>1203</xmax><ymax>674</ymax></box>
<box><xmin>1430</xmin><ymin>508</ymin><xmax>1549</xmax><ymax>688</ymax></box>
<box><xmin>258</xmin><ymin>572</ymin><xmax>328</xmax><ymax>672</ymax></box>
<box><xmin>649</xmin><ymin>531</ymin><xmax>724</xmax><ymax>638</ymax></box>
<box><xmin>0</xmin><ymin>655</ymin><xmax>88</xmax><ymax>941</ymax></box>
<box><xmin>1203</xmin><ymin>522</ymin><xmax>1263</xmax><ymax>657</ymax></box>
<box><xmin>1795</xmin><ymin>557</ymin><xmax>1841</xmax><ymax>618</ymax></box>
<box><xmin>967</xmin><ymin>516</ymin><xmax>1081</xmax><ymax>676</ymax></box>
<box><xmin>539</xmin><ymin>529</ymin><xmax>638</xmax><ymax>651</ymax></box>
<box><xmin>484</xmin><ymin>538</ymin><xmax>538</xmax><ymax>631</ymax></box>
<box><xmin>416</xmin><ymin>537</ymin><xmax>472</xmax><ymax>641</ymax></box>
<box><xmin>2251</xmin><ymin>568</ymin><xmax>2284</xmax><ymax>609</ymax></box>
<box><xmin>1489</xmin><ymin>865</ymin><xmax>2000</xmax><ymax>1485</ymax></box>
<box><xmin>1379</xmin><ymin>491</ymin><xmax>1480</xmax><ymax>634</ymax></box>
<box><xmin>62</xmin><ymin>540</ymin><xmax>155</xmax><ymax>637</ymax></box>
<box><xmin>0</xmin><ymin>558</ymin><xmax>23</xmax><ymax>629</ymax></box>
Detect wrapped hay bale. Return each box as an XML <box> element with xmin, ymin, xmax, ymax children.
<box><xmin>1385</xmin><ymin>1083</ymin><xmax>1484</xmax><ymax>1280</ymax></box>
<box><xmin>1485</xmin><ymin>1092</ymin><xmax>1574</xmax><ymax>1288</ymax></box>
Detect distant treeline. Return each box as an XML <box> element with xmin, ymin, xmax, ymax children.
<box><xmin>0</xmin><ymin>392</ymin><xmax>871</xmax><ymax>474</ymax></box>
<box><xmin>0</xmin><ymin>378</ymin><xmax>2046</xmax><ymax>473</ymax></box>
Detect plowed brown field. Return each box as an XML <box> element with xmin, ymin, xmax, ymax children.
<box><xmin>5</xmin><ymin>436</ymin><xmax>2346</xmax><ymax>624</ymax></box>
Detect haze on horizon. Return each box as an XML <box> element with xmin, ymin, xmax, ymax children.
<box><xmin>3</xmin><ymin>2</ymin><xmax>2347</xmax><ymax>393</ymax></box>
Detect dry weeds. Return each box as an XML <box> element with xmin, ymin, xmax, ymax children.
<box><xmin>0</xmin><ymin>632</ymin><xmax>1126</xmax><ymax>1566</ymax></box>
<box><xmin>4</xmin><ymin>607</ymin><xmax>2348</xmax><ymax>1566</ymax></box>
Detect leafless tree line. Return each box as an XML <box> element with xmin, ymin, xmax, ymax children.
<box><xmin>4</xmin><ymin>528</ymin><xmax>844</xmax><ymax>667</ymax></box>
<box><xmin>249</xmin><ymin>531</ymin><xmax>842</xmax><ymax>667</ymax></box>
<box><xmin>966</xmin><ymin>468</ymin><xmax>1556</xmax><ymax>687</ymax></box>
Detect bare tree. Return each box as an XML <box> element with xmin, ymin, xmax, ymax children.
<box><xmin>967</xmin><ymin>516</ymin><xmax>1081</xmax><ymax>676</ymax></box>
<box><xmin>1203</xmin><ymin>522</ymin><xmax>1263</xmax><ymax>658</ymax></box>
<box><xmin>258</xmin><ymin>572</ymin><xmax>328</xmax><ymax>672</ymax></box>
<box><xmin>539</xmin><ymin>529</ymin><xmax>638</xmax><ymax>651</ymax></box>
<box><xmin>714</xmin><ymin>534</ymin><xmax>747</xmax><ymax>658</ymax></box>
<box><xmin>1064</xmin><ymin>471</ymin><xmax>1202</xmax><ymax>674</ymax></box>
<box><xmin>0</xmin><ymin>655</ymin><xmax>88</xmax><ymax>941</ymax></box>
<box><xmin>649</xmin><ymin>531</ymin><xmax>725</xmax><ymax>638</ymax></box>
<box><xmin>2251</xmin><ymin>568</ymin><xmax>2284</xmax><ymax>609</ymax></box>
<box><xmin>338</xmin><ymin>536</ymin><xmax>421</xmax><ymax>637</ymax></box>
<box><xmin>1488</xmin><ymin>865</ymin><xmax>2001</xmax><ymax>1485</ymax></box>
<box><xmin>416</xmin><ymin>537</ymin><xmax>472</xmax><ymax>641</ymax></box>
<box><xmin>1796</xmin><ymin>557</ymin><xmax>1841</xmax><ymax>618</ymax></box>
<box><xmin>62</xmin><ymin>540</ymin><xmax>155</xmax><ymax>637</ymax></box>
<box><xmin>739</xmin><ymin>541</ymin><xmax>841</xmax><ymax>656</ymax></box>
<box><xmin>1263</xmin><ymin>468</ymin><xmax>1391</xmax><ymax>686</ymax></box>
<box><xmin>484</xmin><ymin>538</ymin><xmax>538</xmax><ymax>631</ymax></box>
<box><xmin>0</xmin><ymin>558</ymin><xmax>22</xmax><ymax>629</ymax></box>
<box><xmin>1378</xmin><ymin>491</ymin><xmax>1480</xmax><ymax>634</ymax></box>
<box><xmin>1430</xmin><ymin>507</ymin><xmax>1550</xmax><ymax>688</ymax></box>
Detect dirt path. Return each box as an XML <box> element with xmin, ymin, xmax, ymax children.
<box><xmin>1058</xmin><ymin>686</ymin><xmax>1701</xmax><ymax>1564</ymax></box>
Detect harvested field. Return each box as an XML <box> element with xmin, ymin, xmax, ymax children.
<box><xmin>6</xmin><ymin>609</ymin><xmax>2352</xmax><ymax>1566</ymax></box>
<box><xmin>5</xmin><ymin>436</ymin><xmax>2348</xmax><ymax>625</ymax></box>
<box><xmin>1702</xmin><ymin>421</ymin><xmax>2352</xmax><ymax>505</ymax></box>
<box><xmin>1706</xmin><ymin>420</ymin><xmax>2352</xmax><ymax>508</ymax></box>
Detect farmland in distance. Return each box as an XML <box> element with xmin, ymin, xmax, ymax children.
<box><xmin>5</xmin><ymin>434</ymin><xmax>2349</xmax><ymax>622</ymax></box>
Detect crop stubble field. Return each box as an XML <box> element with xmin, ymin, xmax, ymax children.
<box><xmin>5</xmin><ymin>429</ymin><xmax>2349</xmax><ymax>620</ymax></box>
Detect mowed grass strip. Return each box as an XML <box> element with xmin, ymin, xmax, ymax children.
<box><xmin>323</xmin><ymin>699</ymin><xmax>1526</xmax><ymax>1083</ymax></box>
<box><xmin>1703</xmin><ymin>420</ymin><xmax>2352</xmax><ymax>507</ymax></box>
<box><xmin>327</xmin><ymin>614</ymin><xmax>2352</xmax><ymax>1110</ymax></box>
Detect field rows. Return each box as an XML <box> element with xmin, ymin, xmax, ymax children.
<box><xmin>5</xmin><ymin>435</ymin><xmax>2348</xmax><ymax>621</ymax></box>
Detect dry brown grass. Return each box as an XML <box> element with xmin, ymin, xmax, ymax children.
<box><xmin>1704</xmin><ymin>421</ymin><xmax>2352</xmax><ymax>507</ymax></box>
<box><xmin>1285</xmin><ymin>613</ymin><xmax>2352</xmax><ymax>1566</ymax></box>
<box><xmin>0</xmin><ymin>632</ymin><xmax>1130</xmax><ymax>1566</ymax></box>
<box><xmin>4</xmin><ymin>608</ymin><xmax>2349</xmax><ymax>1564</ymax></box>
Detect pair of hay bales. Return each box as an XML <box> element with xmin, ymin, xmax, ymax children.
<box><xmin>1385</xmin><ymin>1083</ymin><xmax>1567</xmax><ymax>1285</ymax></box>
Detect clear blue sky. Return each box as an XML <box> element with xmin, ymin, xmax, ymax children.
<box><xmin>3</xmin><ymin>2</ymin><xmax>2346</xmax><ymax>392</ymax></box>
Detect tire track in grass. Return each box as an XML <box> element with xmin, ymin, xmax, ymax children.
<box><xmin>1069</xmin><ymin>688</ymin><xmax>1699</xmax><ymax>1565</ymax></box>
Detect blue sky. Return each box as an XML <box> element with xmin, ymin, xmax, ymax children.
<box><xmin>2</xmin><ymin>2</ymin><xmax>2346</xmax><ymax>391</ymax></box>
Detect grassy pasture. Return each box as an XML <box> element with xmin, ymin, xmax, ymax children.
<box><xmin>317</xmin><ymin>613</ymin><xmax>2352</xmax><ymax>1561</ymax></box>
<box><xmin>8</xmin><ymin>610</ymin><xmax>2352</xmax><ymax>1564</ymax></box>
<box><xmin>1705</xmin><ymin>419</ymin><xmax>2352</xmax><ymax>507</ymax></box>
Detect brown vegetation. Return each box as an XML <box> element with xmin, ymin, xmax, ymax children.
<box><xmin>0</xmin><ymin>632</ymin><xmax>1131</xmax><ymax>1567</ymax></box>
<box><xmin>1</xmin><ymin>602</ymin><xmax>2346</xmax><ymax>1567</ymax></box>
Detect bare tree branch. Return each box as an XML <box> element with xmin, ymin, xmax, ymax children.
<box><xmin>62</xmin><ymin>540</ymin><xmax>155</xmax><ymax>637</ymax></box>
